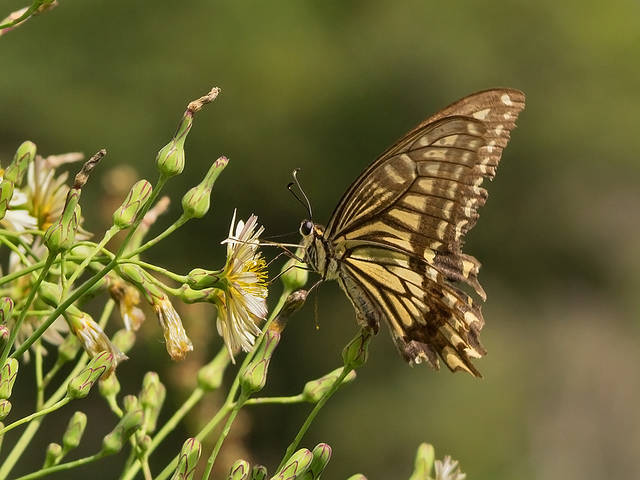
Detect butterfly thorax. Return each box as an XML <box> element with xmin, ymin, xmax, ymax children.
<box><xmin>300</xmin><ymin>221</ymin><xmax>342</xmax><ymax>281</ymax></box>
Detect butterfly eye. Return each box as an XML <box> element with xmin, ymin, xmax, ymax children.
<box><xmin>299</xmin><ymin>220</ymin><xmax>313</xmax><ymax>236</ymax></box>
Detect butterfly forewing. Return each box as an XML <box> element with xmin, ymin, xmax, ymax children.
<box><xmin>315</xmin><ymin>88</ymin><xmax>525</xmax><ymax>376</ymax></box>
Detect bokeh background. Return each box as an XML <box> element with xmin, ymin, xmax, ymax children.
<box><xmin>1</xmin><ymin>1</ymin><xmax>639</xmax><ymax>479</ymax></box>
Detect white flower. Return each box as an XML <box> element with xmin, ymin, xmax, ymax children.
<box><xmin>216</xmin><ymin>211</ymin><xmax>268</xmax><ymax>361</ymax></box>
<box><xmin>434</xmin><ymin>456</ymin><xmax>466</xmax><ymax>480</ymax></box>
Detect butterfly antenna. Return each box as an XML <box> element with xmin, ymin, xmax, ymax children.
<box><xmin>287</xmin><ymin>181</ymin><xmax>309</xmax><ymax>217</ymax></box>
<box><xmin>292</xmin><ymin>168</ymin><xmax>313</xmax><ymax>220</ymax></box>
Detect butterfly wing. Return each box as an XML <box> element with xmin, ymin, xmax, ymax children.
<box><xmin>325</xmin><ymin>88</ymin><xmax>525</xmax><ymax>376</ymax></box>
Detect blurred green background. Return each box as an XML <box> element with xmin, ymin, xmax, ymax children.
<box><xmin>1</xmin><ymin>1</ymin><xmax>639</xmax><ymax>479</ymax></box>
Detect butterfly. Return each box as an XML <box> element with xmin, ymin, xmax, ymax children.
<box><xmin>298</xmin><ymin>89</ymin><xmax>525</xmax><ymax>377</ymax></box>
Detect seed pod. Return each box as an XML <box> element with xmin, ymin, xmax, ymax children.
<box><xmin>197</xmin><ymin>348</ymin><xmax>230</xmax><ymax>391</ymax></box>
<box><xmin>341</xmin><ymin>329</ymin><xmax>372</xmax><ymax>370</ymax></box>
<box><xmin>181</xmin><ymin>156</ymin><xmax>228</xmax><ymax>219</ymax></box>
<box><xmin>227</xmin><ymin>459</ymin><xmax>250</xmax><ymax>480</ymax></box>
<box><xmin>171</xmin><ymin>437</ymin><xmax>201</xmax><ymax>480</ymax></box>
<box><xmin>301</xmin><ymin>367</ymin><xmax>356</xmax><ymax>403</ymax></box>
<box><xmin>43</xmin><ymin>442</ymin><xmax>62</xmax><ymax>468</ymax></box>
<box><xmin>62</xmin><ymin>411</ymin><xmax>87</xmax><ymax>454</ymax></box>
<box><xmin>67</xmin><ymin>352</ymin><xmax>113</xmax><ymax>399</ymax></box>
<box><xmin>0</xmin><ymin>358</ymin><xmax>19</xmax><ymax>399</ymax></box>
<box><xmin>240</xmin><ymin>330</ymin><xmax>280</xmax><ymax>395</ymax></box>
<box><xmin>271</xmin><ymin>449</ymin><xmax>313</xmax><ymax>480</ymax></box>
<box><xmin>113</xmin><ymin>179</ymin><xmax>153</xmax><ymax>229</ymax></box>
<box><xmin>4</xmin><ymin>141</ymin><xmax>36</xmax><ymax>186</ymax></box>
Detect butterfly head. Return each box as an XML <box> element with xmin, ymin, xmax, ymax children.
<box><xmin>299</xmin><ymin>219</ymin><xmax>328</xmax><ymax>274</ymax></box>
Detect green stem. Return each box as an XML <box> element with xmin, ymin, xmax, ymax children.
<box><xmin>123</xmin><ymin>215</ymin><xmax>188</xmax><ymax>259</ymax></box>
<box><xmin>0</xmin><ymin>0</ymin><xmax>46</xmax><ymax>30</ymax></box>
<box><xmin>0</xmin><ymin>398</ymin><xmax>70</xmax><ymax>435</ymax></box>
<box><xmin>276</xmin><ymin>367</ymin><xmax>351</xmax><ymax>471</ymax></box>
<box><xmin>154</xmin><ymin>404</ymin><xmax>232</xmax><ymax>480</ymax></box>
<box><xmin>118</xmin><ymin>259</ymin><xmax>188</xmax><ymax>284</ymax></box>
<box><xmin>66</xmin><ymin>226</ymin><xmax>119</xmax><ymax>288</ymax></box>
<box><xmin>245</xmin><ymin>394</ymin><xmax>305</xmax><ymax>406</ymax></box>
<box><xmin>0</xmin><ymin>253</ymin><xmax>55</xmax><ymax>366</ymax></box>
<box><xmin>42</xmin><ymin>361</ymin><xmax>63</xmax><ymax>388</ymax></box>
<box><xmin>12</xmin><ymin>453</ymin><xmax>105</xmax><ymax>480</ymax></box>
<box><xmin>35</xmin><ymin>342</ymin><xmax>44</xmax><ymax>410</ymax></box>
<box><xmin>0</xmin><ymin>237</ymin><xmax>32</xmax><ymax>267</ymax></box>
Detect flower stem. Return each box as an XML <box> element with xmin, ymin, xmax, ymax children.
<box><xmin>123</xmin><ymin>214</ymin><xmax>188</xmax><ymax>259</ymax></box>
<box><xmin>35</xmin><ymin>342</ymin><xmax>44</xmax><ymax>410</ymax></box>
<box><xmin>276</xmin><ymin>367</ymin><xmax>351</xmax><ymax>471</ymax></box>
<box><xmin>12</xmin><ymin>453</ymin><xmax>105</xmax><ymax>480</ymax></box>
<box><xmin>0</xmin><ymin>398</ymin><xmax>70</xmax><ymax>435</ymax></box>
<box><xmin>245</xmin><ymin>394</ymin><xmax>305</xmax><ymax>406</ymax></box>
<box><xmin>65</xmin><ymin>225</ymin><xmax>119</xmax><ymax>289</ymax></box>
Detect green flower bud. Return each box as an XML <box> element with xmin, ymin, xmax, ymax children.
<box><xmin>67</xmin><ymin>352</ymin><xmax>113</xmax><ymax>399</ymax></box>
<box><xmin>341</xmin><ymin>329</ymin><xmax>372</xmax><ymax>370</ymax></box>
<box><xmin>62</xmin><ymin>411</ymin><xmax>87</xmax><ymax>454</ymax></box>
<box><xmin>240</xmin><ymin>330</ymin><xmax>280</xmax><ymax>395</ymax></box>
<box><xmin>408</xmin><ymin>443</ymin><xmax>435</xmax><ymax>480</ymax></box>
<box><xmin>137</xmin><ymin>433</ymin><xmax>152</xmax><ymax>453</ymax></box>
<box><xmin>0</xmin><ymin>297</ymin><xmax>13</xmax><ymax>324</ymax></box>
<box><xmin>280</xmin><ymin>249</ymin><xmax>308</xmax><ymax>292</ymax></box>
<box><xmin>140</xmin><ymin>372</ymin><xmax>166</xmax><ymax>433</ymax></box>
<box><xmin>251</xmin><ymin>465</ymin><xmax>267</xmax><ymax>480</ymax></box>
<box><xmin>123</xmin><ymin>394</ymin><xmax>139</xmax><ymax>413</ymax></box>
<box><xmin>0</xmin><ymin>358</ymin><xmax>18</xmax><ymax>399</ymax></box>
<box><xmin>39</xmin><ymin>281</ymin><xmax>62</xmax><ymax>307</ymax></box>
<box><xmin>272</xmin><ymin>449</ymin><xmax>313</xmax><ymax>480</ymax></box>
<box><xmin>5</xmin><ymin>141</ymin><xmax>36</xmax><ymax>186</ymax></box>
<box><xmin>181</xmin><ymin>156</ymin><xmax>228</xmax><ymax>219</ymax></box>
<box><xmin>99</xmin><ymin>370</ymin><xmax>121</xmax><ymax>399</ymax></box>
<box><xmin>43</xmin><ymin>442</ymin><xmax>62</xmax><ymax>468</ymax></box>
<box><xmin>186</xmin><ymin>268</ymin><xmax>223</xmax><ymax>290</ymax></box>
<box><xmin>346</xmin><ymin>475</ymin><xmax>367</xmax><ymax>480</ymax></box>
<box><xmin>272</xmin><ymin>290</ymin><xmax>308</xmax><ymax>332</ymax></box>
<box><xmin>197</xmin><ymin>348</ymin><xmax>230</xmax><ymax>391</ymax></box>
<box><xmin>227</xmin><ymin>459</ymin><xmax>250</xmax><ymax>480</ymax></box>
<box><xmin>156</xmin><ymin>113</ymin><xmax>192</xmax><ymax>179</ymax></box>
<box><xmin>57</xmin><ymin>334</ymin><xmax>81</xmax><ymax>363</ymax></box>
<box><xmin>112</xmin><ymin>329</ymin><xmax>136</xmax><ymax>354</ymax></box>
<box><xmin>300</xmin><ymin>443</ymin><xmax>332</xmax><ymax>480</ymax></box>
<box><xmin>302</xmin><ymin>367</ymin><xmax>357</xmax><ymax>403</ymax></box>
<box><xmin>0</xmin><ymin>180</ymin><xmax>14</xmax><ymax>220</ymax></box>
<box><xmin>0</xmin><ymin>325</ymin><xmax>8</xmax><ymax>343</ymax></box>
<box><xmin>43</xmin><ymin>190</ymin><xmax>81</xmax><ymax>253</ymax></box>
<box><xmin>101</xmin><ymin>407</ymin><xmax>144</xmax><ymax>455</ymax></box>
<box><xmin>171</xmin><ymin>437</ymin><xmax>201</xmax><ymax>480</ymax></box>
<box><xmin>113</xmin><ymin>179</ymin><xmax>153</xmax><ymax>229</ymax></box>
<box><xmin>0</xmin><ymin>400</ymin><xmax>11</xmax><ymax>420</ymax></box>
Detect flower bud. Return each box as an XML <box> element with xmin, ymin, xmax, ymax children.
<box><xmin>113</xmin><ymin>179</ymin><xmax>153</xmax><ymax>229</ymax></box>
<box><xmin>346</xmin><ymin>475</ymin><xmax>367</xmax><ymax>480</ymax></box>
<box><xmin>0</xmin><ymin>399</ymin><xmax>11</xmax><ymax>420</ymax></box>
<box><xmin>197</xmin><ymin>348</ymin><xmax>230</xmax><ymax>391</ymax></box>
<box><xmin>181</xmin><ymin>156</ymin><xmax>228</xmax><ymax>219</ymax></box>
<box><xmin>271</xmin><ymin>290</ymin><xmax>308</xmax><ymax>333</ymax></box>
<box><xmin>123</xmin><ymin>394</ymin><xmax>139</xmax><ymax>413</ymax></box>
<box><xmin>101</xmin><ymin>407</ymin><xmax>144</xmax><ymax>455</ymax></box>
<box><xmin>156</xmin><ymin>115</ymin><xmax>191</xmax><ymax>179</ymax></box>
<box><xmin>0</xmin><ymin>180</ymin><xmax>14</xmax><ymax>220</ymax></box>
<box><xmin>67</xmin><ymin>352</ymin><xmax>113</xmax><ymax>399</ymax></box>
<box><xmin>227</xmin><ymin>459</ymin><xmax>250</xmax><ymax>480</ymax></box>
<box><xmin>341</xmin><ymin>329</ymin><xmax>372</xmax><ymax>370</ymax></box>
<box><xmin>240</xmin><ymin>330</ymin><xmax>280</xmax><ymax>395</ymax></box>
<box><xmin>43</xmin><ymin>442</ymin><xmax>62</xmax><ymax>468</ymax></box>
<box><xmin>140</xmin><ymin>372</ymin><xmax>166</xmax><ymax>433</ymax></box>
<box><xmin>44</xmin><ymin>190</ymin><xmax>81</xmax><ymax>253</ymax></box>
<box><xmin>112</xmin><ymin>329</ymin><xmax>136</xmax><ymax>354</ymax></box>
<box><xmin>62</xmin><ymin>411</ymin><xmax>87</xmax><ymax>454</ymax></box>
<box><xmin>300</xmin><ymin>443</ymin><xmax>332</xmax><ymax>480</ymax></box>
<box><xmin>251</xmin><ymin>466</ymin><xmax>267</xmax><ymax>480</ymax></box>
<box><xmin>186</xmin><ymin>268</ymin><xmax>223</xmax><ymax>290</ymax></box>
<box><xmin>301</xmin><ymin>367</ymin><xmax>357</xmax><ymax>403</ymax></box>
<box><xmin>5</xmin><ymin>141</ymin><xmax>36</xmax><ymax>186</ymax></box>
<box><xmin>99</xmin><ymin>370</ymin><xmax>121</xmax><ymax>400</ymax></box>
<box><xmin>39</xmin><ymin>281</ymin><xmax>62</xmax><ymax>307</ymax></box>
<box><xmin>408</xmin><ymin>443</ymin><xmax>435</xmax><ymax>480</ymax></box>
<box><xmin>136</xmin><ymin>433</ymin><xmax>152</xmax><ymax>454</ymax></box>
<box><xmin>280</xmin><ymin>249</ymin><xmax>308</xmax><ymax>293</ymax></box>
<box><xmin>171</xmin><ymin>437</ymin><xmax>201</xmax><ymax>480</ymax></box>
<box><xmin>0</xmin><ymin>325</ymin><xmax>8</xmax><ymax>343</ymax></box>
<box><xmin>272</xmin><ymin>449</ymin><xmax>313</xmax><ymax>480</ymax></box>
<box><xmin>0</xmin><ymin>358</ymin><xmax>18</xmax><ymax>399</ymax></box>
<box><xmin>0</xmin><ymin>297</ymin><xmax>13</xmax><ymax>324</ymax></box>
